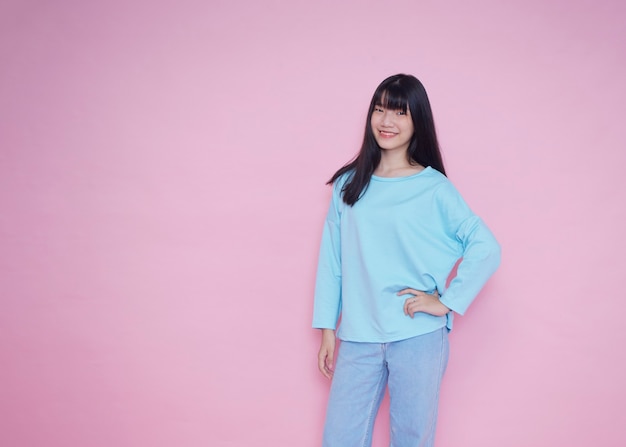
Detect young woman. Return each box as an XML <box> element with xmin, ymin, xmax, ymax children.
<box><xmin>312</xmin><ymin>74</ymin><xmax>501</xmax><ymax>447</ymax></box>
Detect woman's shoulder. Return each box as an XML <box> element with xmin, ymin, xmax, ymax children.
<box><xmin>422</xmin><ymin>168</ymin><xmax>466</xmax><ymax>201</ymax></box>
<box><xmin>420</xmin><ymin>166</ymin><xmax>452</xmax><ymax>188</ymax></box>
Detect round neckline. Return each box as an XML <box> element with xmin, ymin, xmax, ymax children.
<box><xmin>371</xmin><ymin>166</ymin><xmax>432</xmax><ymax>182</ymax></box>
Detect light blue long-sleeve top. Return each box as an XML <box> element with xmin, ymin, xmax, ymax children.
<box><xmin>312</xmin><ymin>167</ymin><xmax>501</xmax><ymax>342</ymax></box>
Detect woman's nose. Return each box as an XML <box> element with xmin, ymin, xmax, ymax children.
<box><xmin>381</xmin><ymin>111</ymin><xmax>393</xmax><ymax>126</ymax></box>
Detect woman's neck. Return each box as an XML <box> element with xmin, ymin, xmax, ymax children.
<box><xmin>374</xmin><ymin>151</ymin><xmax>424</xmax><ymax>178</ymax></box>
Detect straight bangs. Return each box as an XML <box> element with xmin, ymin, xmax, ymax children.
<box><xmin>373</xmin><ymin>85</ymin><xmax>409</xmax><ymax>113</ymax></box>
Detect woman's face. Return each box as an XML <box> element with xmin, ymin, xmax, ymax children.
<box><xmin>370</xmin><ymin>103</ymin><xmax>415</xmax><ymax>154</ymax></box>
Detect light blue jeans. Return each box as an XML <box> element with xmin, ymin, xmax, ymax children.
<box><xmin>322</xmin><ymin>328</ymin><xmax>449</xmax><ymax>447</ymax></box>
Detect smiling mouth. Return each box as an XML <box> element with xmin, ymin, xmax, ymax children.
<box><xmin>378</xmin><ymin>130</ymin><xmax>397</xmax><ymax>137</ymax></box>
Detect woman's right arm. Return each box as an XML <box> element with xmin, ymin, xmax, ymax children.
<box><xmin>312</xmin><ymin>182</ymin><xmax>343</xmax><ymax>330</ymax></box>
<box><xmin>312</xmin><ymin>183</ymin><xmax>344</xmax><ymax>378</ymax></box>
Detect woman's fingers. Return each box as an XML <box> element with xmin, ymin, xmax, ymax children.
<box><xmin>400</xmin><ymin>289</ymin><xmax>442</xmax><ymax>317</ymax></box>
<box><xmin>318</xmin><ymin>351</ymin><xmax>326</xmax><ymax>375</ymax></box>
<box><xmin>404</xmin><ymin>297</ymin><xmax>419</xmax><ymax>318</ymax></box>
<box><xmin>318</xmin><ymin>350</ymin><xmax>331</xmax><ymax>379</ymax></box>
<box><xmin>397</xmin><ymin>288</ymin><xmax>420</xmax><ymax>296</ymax></box>
<box><xmin>399</xmin><ymin>289</ymin><xmax>421</xmax><ymax>315</ymax></box>
<box><xmin>404</xmin><ymin>296</ymin><xmax>419</xmax><ymax>317</ymax></box>
<box><xmin>400</xmin><ymin>289</ymin><xmax>419</xmax><ymax>316</ymax></box>
<box><xmin>318</xmin><ymin>330</ymin><xmax>336</xmax><ymax>379</ymax></box>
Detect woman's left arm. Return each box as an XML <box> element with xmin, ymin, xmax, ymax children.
<box><xmin>436</xmin><ymin>183</ymin><xmax>502</xmax><ymax>315</ymax></box>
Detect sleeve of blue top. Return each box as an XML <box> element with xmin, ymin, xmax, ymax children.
<box><xmin>312</xmin><ymin>182</ymin><xmax>343</xmax><ymax>329</ymax></box>
<box><xmin>436</xmin><ymin>181</ymin><xmax>501</xmax><ymax>315</ymax></box>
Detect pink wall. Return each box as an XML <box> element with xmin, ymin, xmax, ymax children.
<box><xmin>1</xmin><ymin>0</ymin><xmax>625</xmax><ymax>446</ymax></box>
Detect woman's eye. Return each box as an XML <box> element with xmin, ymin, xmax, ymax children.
<box><xmin>396</xmin><ymin>110</ymin><xmax>406</xmax><ymax>115</ymax></box>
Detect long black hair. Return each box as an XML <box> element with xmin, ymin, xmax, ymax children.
<box><xmin>328</xmin><ymin>74</ymin><xmax>446</xmax><ymax>205</ymax></box>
